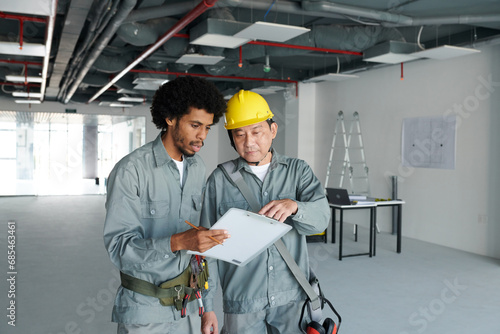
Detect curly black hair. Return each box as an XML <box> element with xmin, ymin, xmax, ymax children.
<box><xmin>150</xmin><ymin>76</ymin><xmax>226</xmax><ymax>130</ymax></box>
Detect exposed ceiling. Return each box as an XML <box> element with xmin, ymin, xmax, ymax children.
<box><xmin>1</xmin><ymin>0</ymin><xmax>500</xmax><ymax>107</ymax></box>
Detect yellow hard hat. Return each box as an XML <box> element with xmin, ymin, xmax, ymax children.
<box><xmin>224</xmin><ymin>90</ymin><xmax>274</xmax><ymax>130</ymax></box>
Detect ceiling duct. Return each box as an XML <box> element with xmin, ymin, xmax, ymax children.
<box><xmin>190</xmin><ymin>18</ymin><xmax>251</xmax><ymax>48</ymax></box>
<box><xmin>88</xmin><ymin>0</ymin><xmax>220</xmax><ymax>103</ymax></box>
<box><xmin>302</xmin><ymin>0</ymin><xmax>500</xmax><ymax>27</ymax></box>
<box><xmin>363</xmin><ymin>41</ymin><xmax>421</xmax><ymax>64</ymax></box>
<box><xmin>63</xmin><ymin>0</ymin><xmax>138</xmax><ymax>104</ymax></box>
<box><xmin>116</xmin><ymin>17</ymin><xmax>179</xmax><ymax>46</ymax></box>
<box><xmin>93</xmin><ymin>51</ymin><xmax>136</xmax><ymax>73</ymax></box>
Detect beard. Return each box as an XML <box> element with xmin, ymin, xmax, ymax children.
<box><xmin>172</xmin><ymin>123</ymin><xmax>203</xmax><ymax>157</ymax></box>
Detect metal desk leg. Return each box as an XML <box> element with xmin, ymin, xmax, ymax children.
<box><xmin>331</xmin><ymin>207</ymin><xmax>336</xmax><ymax>244</ymax></box>
<box><xmin>369</xmin><ymin>207</ymin><xmax>373</xmax><ymax>257</ymax></box>
<box><xmin>373</xmin><ymin>207</ymin><xmax>377</xmax><ymax>256</ymax></box>
<box><xmin>397</xmin><ymin>204</ymin><xmax>402</xmax><ymax>253</ymax></box>
<box><xmin>339</xmin><ymin>209</ymin><xmax>343</xmax><ymax>261</ymax></box>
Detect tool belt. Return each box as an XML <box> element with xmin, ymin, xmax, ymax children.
<box><xmin>120</xmin><ymin>259</ymin><xmax>209</xmax><ymax>311</ymax></box>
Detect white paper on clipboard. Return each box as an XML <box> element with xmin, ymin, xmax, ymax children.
<box><xmin>187</xmin><ymin>208</ymin><xmax>292</xmax><ymax>266</ymax></box>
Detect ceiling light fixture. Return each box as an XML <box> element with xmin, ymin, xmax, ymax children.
<box><xmin>6</xmin><ymin>75</ymin><xmax>44</xmax><ymax>83</ymax></box>
<box><xmin>176</xmin><ymin>54</ymin><xmax>224</xmax><ymax>65</ymax></box>
<box><xmin>250</xmin><ymin>85</ymin><xmax>286</xmax><ymax>95</ymax></box>
<box><xmin>412</xmin><ymin>45</ymin><xmax>481</xmax><ymax>60</ymax></box>
<box><xmin>234</xmin><ymin>21</ymin><xmax>310</xmax><ymax>43</ymax></box>
<box><xmin>12</xmin><ymin>91</ymin><xmax>42</xmax><ymax>98</ymax></box>
<box><xmin>118</xmin><ymin>96</ymin><xmax>145</xmax><ymax>103</ymax></box>
<box><xmin>0</xmin><ymin>42</ymin><xmax>46</xmax><ymax>57</ymax></box>
<box><xmin>303</xmin><ymin>57</ymin><xmax>359</xmax><ymax>83</ymax></box>
<box><xmin>132</xmin><ymin>78</ymin><xmax>169</xmax><ymax>91</ymax></box>
<box><xmin>303</xmin><ymin>73</ymin><xmax>359</xmax><ymax>83</ymax></box>
<box><xmin>15</xmin><ymin>99</ymin><xmax>41</xmax><ymax>104</ymax></box>
<box><xmin>109</xmin><ymin>103</ymin><xmax>134</xmax><ymax>108</ymax></box>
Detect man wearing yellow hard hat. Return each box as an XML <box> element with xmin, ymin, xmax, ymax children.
<box><xmin>200</xmin><ymin>90</ymin><xmax>330</xmax><ymax>333</ymax></box>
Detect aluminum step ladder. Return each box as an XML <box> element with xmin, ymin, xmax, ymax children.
<box><xmin>324</xmin><ymin>111</ymin><xmax>350</xmax><ymax>191</ymax></box>
<box><xmin>325</xmin><ymin>111</ymin><xmax>378</xmax><ymax>235</ymax></box>
<box><xmin>346</xmin><ymin>112</ymin><xmax>370</xmax><ymax>196</ymax></box>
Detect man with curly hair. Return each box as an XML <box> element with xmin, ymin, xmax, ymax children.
<box><xmin>104</xmin><ymin>76</ymin><xmax>229</xmax><ymax>334</ymax></box>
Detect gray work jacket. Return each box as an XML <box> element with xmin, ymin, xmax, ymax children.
<box><xmin>103</xmin><ymin>132</ymin><xmax>205</xmax><ymax>324</ymax></box>
<box><xmin>200</xmin><ymin>150</ymin><xmax>330</xmax><ymax>314</ymax></box>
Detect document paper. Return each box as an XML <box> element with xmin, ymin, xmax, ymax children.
<box><xmin>187</xmin><ymin>208</ymin><xmax>292</xmax><ymax>266</ymax></box>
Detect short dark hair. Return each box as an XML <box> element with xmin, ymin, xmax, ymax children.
<box><xmin>150</xmin><ymin>76</ymin><xmax>226</xmax><ymax>130</ymax></box>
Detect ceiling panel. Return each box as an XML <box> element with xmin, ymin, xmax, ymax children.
<box><xmin>0</xmin><ymin>0</ymin><xmax>52</xmax><ymax>16</ymax></box>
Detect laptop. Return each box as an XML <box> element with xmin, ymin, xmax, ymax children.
<box><xmin>326</xmin><ymin>188</ymin><xmax>354</xmax><ymax>205</ymax></box>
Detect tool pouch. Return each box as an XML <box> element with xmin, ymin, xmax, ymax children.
<box><xmin>157</xmin><ymin>259</ymin><xmax>209</xmax><ymax>309</ymax></box>
<box><xmin>158</xmin><ymin>265</ymin><xmax>192</xmax><ymax>308</ymax></box>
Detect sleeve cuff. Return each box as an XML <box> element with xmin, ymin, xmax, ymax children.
<box><xmin>153</xmin><ymin>236</ymin><xmax>177</xmax><ymax>259</ymax></box>
<box><xmin>203</xmin><ymin>298</ymin><xmax>214</xmax><ymax>312</ymax></box>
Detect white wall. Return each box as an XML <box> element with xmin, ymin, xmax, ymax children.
<box><xmin>310</xmin><ymin>44</ymin><xmax>500</xmax><ymax>259</ymax></box>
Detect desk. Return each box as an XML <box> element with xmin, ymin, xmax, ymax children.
<box><xmin>330</xmin><ymin>203</ymin><xmax>376</xmax><ymax>260</ymax></box>
<box><xmin>329</xmin><ymin>200</ymin><xmax>405</xmax><ymax>260</ymax></box>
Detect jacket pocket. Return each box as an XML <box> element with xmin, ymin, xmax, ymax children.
<box><xmin>218</xmin><ymin>200</ymin><xmax>251</xmax><ymax>216</ymax></box>
<box><xmin>141</xmin><ymin>200</ymin><xmax>169</xmax><ymax>219</ymax></box>
<box><xmin>189</xmin><ymin>194</ymin><xmax>202</xmax><ymax>223</ymax></box>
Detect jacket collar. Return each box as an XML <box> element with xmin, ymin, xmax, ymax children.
<box><xmin>153</xmin><ymin>131</ymin><xmax>197</xmax><ymax>168</ymax></box>
<box><xmin>232</xmin><ymin>148</ymin><xmax>288</xmax><ymax>173</ymax></box>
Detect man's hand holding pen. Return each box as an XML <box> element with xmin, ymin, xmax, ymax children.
<box><xmin>171</xmin><ymin>223</ymin><xmax>230</xmax><ymax>253</ymax></box>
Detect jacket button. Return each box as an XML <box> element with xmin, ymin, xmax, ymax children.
<box><xmin>150</xmin><ymin>209</ymin><xmax>156</xmax><ymax>215</ymax></box>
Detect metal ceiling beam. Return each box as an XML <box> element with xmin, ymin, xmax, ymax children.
<box><xmin>45</xmin><ymin>0</ymin><xmax>94</xmax><ymax>99</ymax></box>
<box><xmin>87</xmin><ymin>0</ymin><xmax>220</xmax><ymax>104</ymax></box>
<box><xmin>40</xmin><ymin>0</ymin><xmax>57</xmax><ymax>102</ymax></box>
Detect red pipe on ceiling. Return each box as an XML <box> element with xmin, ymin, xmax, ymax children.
<box><xmin>0</xmin><ymin>59</ymin><xmax>43</xmax><ymax>66</ymax></box>
<box><xmin>0</xmin><ymin>12</ymin><xmax>47</xmax><ymax>23</ymax></box>
<box><xmin>247</xmin><ymin>40</ymin><xmax>363</xmax><ymax>56</ymax></box>
<box><xmin>172</xmin><ymin>33</ymin><xmax>363</xmax><ymax>56</ymax></box>
<box><xmin>88</xmin><ymin>0</ymin><xmax>219</xmax><ymax>103</ymax></box>
<box><xmin>129</xmin><ymin>69</ymin><xmax>299</xmax><ymax>96</ymax></box>
<box><xmin>0</xmin><ymin>82</ymin><xmax>41</xmax><ymax>87</ymax></box>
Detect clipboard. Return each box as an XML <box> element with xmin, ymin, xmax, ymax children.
<box><xmin>187</xmin><ymin>208</ymin><xmax>292</xmax><ymax>266</ymax></box>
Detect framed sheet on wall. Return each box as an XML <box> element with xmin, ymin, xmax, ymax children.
<box><xmin>402</xmin><ymin>116</ymin><xmax>456</xmax><ymax>169</ymax></box>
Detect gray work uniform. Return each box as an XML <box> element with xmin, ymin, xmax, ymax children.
<box><xmin>103</xmin><ymin>132</ymin><xmax>205</xmax><ymax>325</ymax></box>
<box><xmin>200</xmin><ymin>151</ymin><xmax>330</xmax><ymax>328</ymax></box>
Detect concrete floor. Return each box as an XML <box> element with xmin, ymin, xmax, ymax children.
<box><xmin>0</xmin><ymin>195</ymin><xmax>499</xmax><ymax>334</ymax></box>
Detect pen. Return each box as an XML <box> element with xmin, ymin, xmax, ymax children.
<box><xmin>184</xmin><ymin>220</ymin><xmax>224</xmax><ymax>246</ymax></box>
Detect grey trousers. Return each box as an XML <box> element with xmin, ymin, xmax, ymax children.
<box><xmin>221</xmin><ymin>301</ymin><xmax>309</xmax><ymax>334</ymax></box>
<box><xmin>117</xmin><ymin>315</ymin><xmax>201</xmax><ymax>334</ymax></box>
